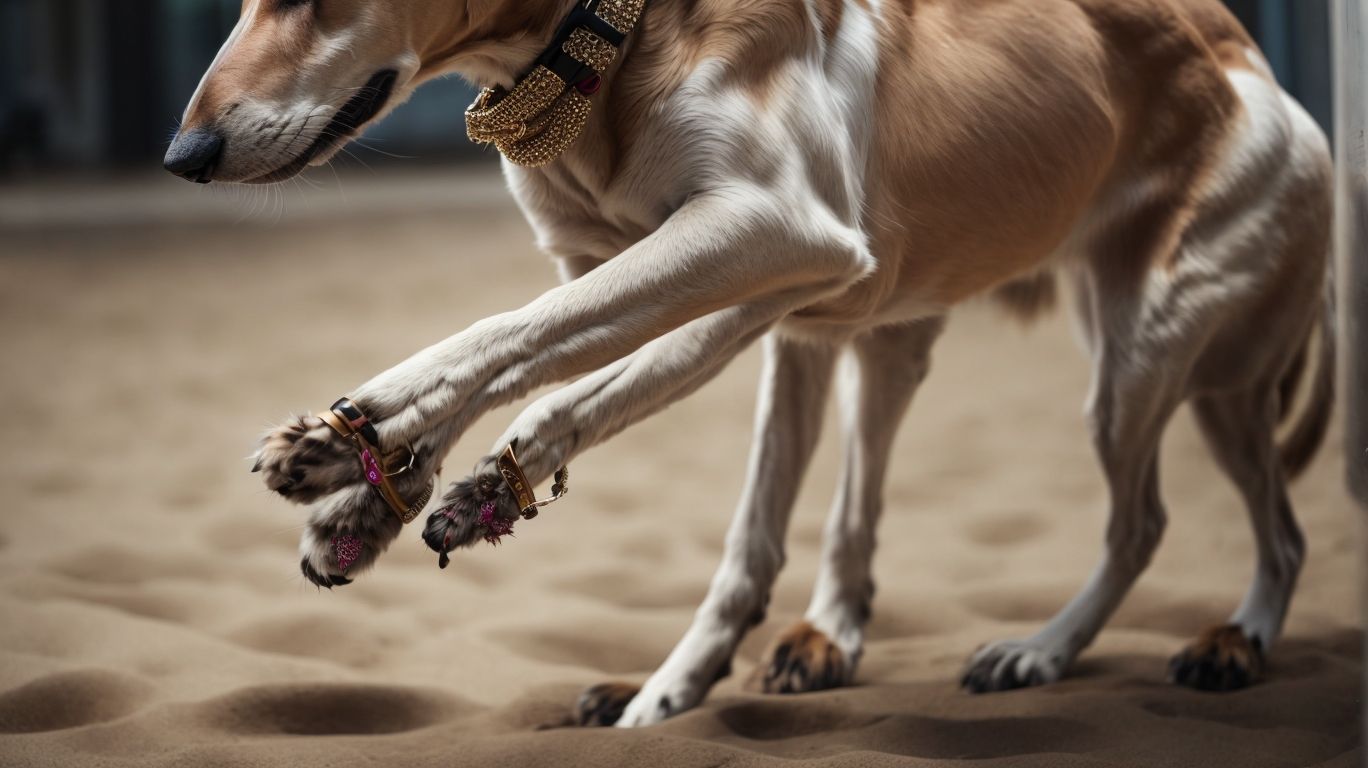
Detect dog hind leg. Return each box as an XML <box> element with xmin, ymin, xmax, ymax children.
<box><xmin>963</xmin><ymin>266</ymin><xmax>1194</xmax><ymax>693</ymax></box>
<box><xmin>1168</xmin><ymin>387</ymin><xmax>1304</xmax><ymax>690</ymax></box>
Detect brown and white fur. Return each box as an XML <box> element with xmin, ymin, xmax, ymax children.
<box><xmin>170</xmin><ymin>0</ymin><xmax>1335</xmax><ymax>726</ymax></box>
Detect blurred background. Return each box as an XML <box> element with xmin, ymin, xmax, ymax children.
<box><xmin>0</xmin><ymin>0</ymin><xmax>488</xmax><ymax>174</ymax></box>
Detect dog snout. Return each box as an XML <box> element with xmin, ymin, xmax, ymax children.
<box><xmin>164</xmin><ymin>127</ymin><xmax>225</xmax><ymax>184</ymax></box>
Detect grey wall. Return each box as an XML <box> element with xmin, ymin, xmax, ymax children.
<box><xmin>1334</xmin><ymin>0</ymin><xmax>1367</xmax><ymax>506</ymax></box>
<box><xmin>0</xmin><ymin>0</ymin><xmax>483</xmax><ymax>173</ymax></box>
<box><xmin>1225</xmin><ymin>0</ymin><xmax>1333</xmax><ymax>133</ymax></box>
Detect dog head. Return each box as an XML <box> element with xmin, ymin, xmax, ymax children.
<box><xmin>164</xmin><ymin>0</ymin><xmax>566</xmax><ymax>184</ymax></box>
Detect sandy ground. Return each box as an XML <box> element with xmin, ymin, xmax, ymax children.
<box><xmin>0</xmin><ymin>168</ymin><xmax>1361</xmax><ymax>767</ymax></box>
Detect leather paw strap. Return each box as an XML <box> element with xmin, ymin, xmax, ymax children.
<box><xmin>496</xmin><ymin>444</ymin><xmax>569</xmax><ymax>520</ymax></box>
<box><xmin>328</xmin><ymin>397</ymin><xmax>382</xmax><ymax>447</ymax></box>
<box><xmin>318</xmin><ymin>399</ymin><xmax>432</xmax><ymax>525</ymax></box>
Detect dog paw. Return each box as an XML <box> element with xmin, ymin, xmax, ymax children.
<box><xmin>299</xmin><ymin>555</ymin><xmax>354</xmax><ymax>589</ymax></box>
<box><xmin>252</xmin><ymin>415</ymin><xmax>357</xmax><ymax>503</ymax></box>
<box><xmin>573</xmin><ymin>683</ymin><xmax>641</xmax><ymax>727</ymax></box>
<box><xmin>296</xmin><ymin>493</ymin><xmax>404</xmax><ymax>588</ymax></box>
<box><xmin>422</xmin><ymin>458</ymin><xmax>523</xmax><ymax>567</ymax></box>
<box><xmin>1168</xmin><ymin>624</ymin><xmax>1263</xmax><ymax>692</ymax></box>
<box><xmin>755</xmin><ymin>622</ymin><xmax>849</xmax><ymax>694</ymax></box>
<box><xmin>961</xmin><ymin>639</ymin><xmax>1065</xmax><ymax>693</ymax></box>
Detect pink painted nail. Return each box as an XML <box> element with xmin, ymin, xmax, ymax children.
<box><xmin>478</xmin><ymin>500</ymin><xmax>515</xmax><ymax>545</ymax></box>
<box><xmin>333</xmin><ymin>535</ymin><xmax>364</xmax><ymax>571</ymax></box>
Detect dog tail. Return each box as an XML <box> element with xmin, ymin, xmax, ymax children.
<box><xmin>991</xmin><ymin>270</ymin><xmax>1057</xmax><ymax>323</ymax></box>
<box><xmin>1279</xmin><ymin>270</ymin><xmax>1336</xmax><ymax>481</ymax></box>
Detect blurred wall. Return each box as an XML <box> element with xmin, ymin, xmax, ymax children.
<box><xmin>1335</xmin><ymin>0</ymin><xmax>1367</xmax><ymax>507</ymax></box>
<box><xmin>0</xmin><ymin>0</ymin><xmax>1336</xmax><ymax>175</ymax></box>
<box><xmin>1225</xmin><ymin>0</ymin><xmax>1334</xmax><ymax>129</ymax></box>
<box><xmin>0</xmin><ymin>0</ymin><xmax>484</xmax><ymax>174</ymax></box>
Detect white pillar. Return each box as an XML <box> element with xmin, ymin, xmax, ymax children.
<box><xmin>1334</xmin><ymin>0</ymin><xmax>1366</xmax><ymax>505</ymax></box>
<box><xmin>1331</xmin><ymin>0</ymin><xmax>1367</xmax><ymax>754</ymax></box>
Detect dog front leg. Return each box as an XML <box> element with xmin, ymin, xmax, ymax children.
<box><xmin>424</xmin><ymin>300</ymin><xmax>786</xmax><ymax>552</ymax></box>
<box><xmin>354</xmin><ymin>190</ymin><xmax>868</xmax><ymax>447</ymax></box>
<box><xmin>575</xmin><ymin>334</ymin><xmax>840</xmax><ymax>727</ymax></box>
<box><xmin>757</xmin><ymin>318</ymin><xmax>944</xmax><ymax>694</ymax></box>
<box><xmin>261</xmin><ymin>190</ymin><xmax>869</xmax><ymax>586</ymax></box>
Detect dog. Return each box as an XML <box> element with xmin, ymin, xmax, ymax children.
<box><xmin>166</xmin><ymin>0</ymin><xmax>1335</xmax><ymax>727</ymax></box>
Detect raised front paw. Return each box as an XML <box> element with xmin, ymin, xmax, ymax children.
<box><xmin>574</xmin><ymin>682</ymin><xmax>641</xmax><ymax>727</ymax></box>
<box><xmin>961</xmin><ymin>639</ymin><xmax>1066</xmax><ymax>693</ymax></box>
<box><xmin>296</xmin><ymin>487</ymin><xmax>404</xmax><ymax>588</ymax></box>
<box><xmin>755</xmin><ymin>622</ymin><xmax>850</xmax><ymax>694</ymax></box>
<box><xmin>252</xmin><ymin>415</ymin><xmax>357</xmax><ymax>503</ymax></box>
<box><xmin>1168</xmin><ymin>624</ymin><xmax>1263</xmax><ymax>692</ymax></box>
<box><xmin>422</xmin><ymin>458</ymin><xmax>524</xmax><ymax>567</ymax></box>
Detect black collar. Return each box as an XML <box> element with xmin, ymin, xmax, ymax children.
<box><xmin>465</xmin><ymin>0</ymin><xmax>648</xmax><ymax>166</ymax></box>
<box><xmin>534</xmin><ymin>0</ymin><xmax>634</xmax><ymax>92</ymax></box>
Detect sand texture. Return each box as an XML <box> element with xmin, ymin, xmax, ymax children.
<box><xmin>0</xmin><ymin>170</ymin><xmax>1361</xmax><ymax>767</ymax></box>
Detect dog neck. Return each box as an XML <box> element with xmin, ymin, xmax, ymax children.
<box><xmin>420</xmin><ymin>0</ymin><xmax>585</xmax><ymax>89</ymax></box>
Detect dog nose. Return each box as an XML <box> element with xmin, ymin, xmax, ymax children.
<box><xmin>164</xmin><ymin>128</ymin><xmax>224</xmax><ymax>183</ymax></box>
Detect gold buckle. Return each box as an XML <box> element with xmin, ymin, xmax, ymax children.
<box><xmin>317</xmin><ymin>403</ymin><xmax>433</xmax><ymax>526</ymax></box>
<box><xmin>495</xmin><ymin>444</ymin><xmax>568</xmax><ymax>519</ymax></box>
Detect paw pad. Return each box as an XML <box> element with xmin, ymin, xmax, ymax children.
<box><xmin>424</xmin><ymin>469</ymin><xmax>523</xmax><ymax>569</ymax></box>
<box><xmin>574</xmin><ymin>683</ymin><xmax>640</xmax><ymax>727</ymax></box>
<box><xmin>1169</xmin><ymin>624</ymin><xmax>1264</xmax><ymax>691</ymax></box>
<box><xmin>756</xmin><ymin>622</ymin><xmax>848</xmax><ymax>694</ymax></box>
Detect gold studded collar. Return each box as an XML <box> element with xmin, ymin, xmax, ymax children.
<box><xmin>465</xmin><ymin>0</ymin><xmax>647</xmax><ymax>168</ymax></box>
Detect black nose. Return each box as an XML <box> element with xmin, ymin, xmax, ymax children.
<box><xmin>164</xmin><ymin>128</ymin><xmax>224</xmax><ymax>183</ymax></box>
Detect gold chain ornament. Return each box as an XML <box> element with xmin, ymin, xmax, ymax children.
<box><xmin>466</xmin><ymin>0</ymin><xmax>647</xmax><ymax>167</ymax></box>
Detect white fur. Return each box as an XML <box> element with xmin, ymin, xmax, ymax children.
<box><xmin>804</xmin><ymin>320</ymin><xmax>943</xmax><ymax>669</ymax></box>
<box><xmin>618</xmin><ymin>334</ymin><xmax>839</xmax><ymax>726</ymax></box>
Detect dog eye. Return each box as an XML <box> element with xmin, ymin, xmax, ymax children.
<box><xmin>277</xmin><ymin>0</ymin><xmax>312</xmax><ymax>10</ymax></box>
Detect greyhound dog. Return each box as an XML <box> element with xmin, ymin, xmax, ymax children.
<box><xmin>166</xmin><ymin>0</ymin><xmax>1334</xmax><ymax>727</ymax></box>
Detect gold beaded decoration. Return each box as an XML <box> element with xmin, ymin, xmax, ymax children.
<box><xmin>565</xmin><ymin>28</ymin><xmax>618</xmax><ymax>73</ymax></box>
<box><xmin>467</xmin><ymin>66</ymin><xmax>569</xmax><ymax>144</ymax></box>
<box><xmin>595</xmin><ymin>0</ymin><xmax>639</xmax><ymax>33</ymax></box>
<box><xmin>465</xmin><ymin>0</ymin><xmax>647</xmax><ymax>168</ymax></box>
